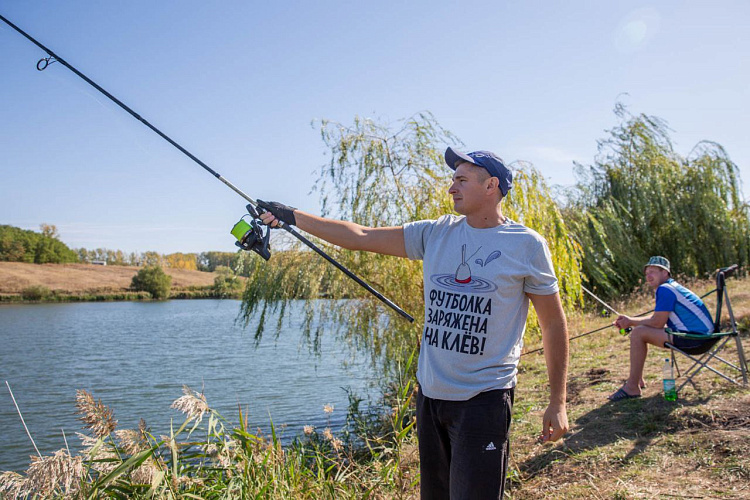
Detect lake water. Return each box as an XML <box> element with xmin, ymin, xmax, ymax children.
<box><xmin>0</xmin><ymin>300</ymin><xmax>382</xmax><ymax>473</ymax></box>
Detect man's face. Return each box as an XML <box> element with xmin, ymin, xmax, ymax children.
<box><xmin>448</xmin><ymin>162</ymin><xmax>493</xmax><ymax>214</ymax></box>
<box><xmin>644</xmin><ymin>266</ymin><xmax>670</xmax><ymax>289</ymax></box>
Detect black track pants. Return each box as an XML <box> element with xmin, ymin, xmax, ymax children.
<box><xmin>416</xmin><ymin>386</ymin><xmax>514</xmax><ymax>500</ymax></box>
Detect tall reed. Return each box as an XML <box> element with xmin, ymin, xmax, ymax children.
<box><xmin>0</xmin><ymin>356</ymin><xmax>420</xmax><ymax>498</ymax></box>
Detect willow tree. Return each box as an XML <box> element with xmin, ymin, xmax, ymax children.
<box><xmin>240</xmin><ymin>112</ymin><xmax>581</xmax><ymax>367</ymax></box>
<box><xmin>565</xmin><ymin>104</ymin><xmax>750</xmax><ymax>298</ymax></box>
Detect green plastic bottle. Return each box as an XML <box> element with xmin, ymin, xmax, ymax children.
<box><xmin>662</xmin><ymin>358</ymin><xmax>677</xmax><ymax>401</ymax></box>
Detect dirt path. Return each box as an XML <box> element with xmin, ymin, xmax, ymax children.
<box><xmin>0</xmin><ymin>262</ymin><xmax>218</xmax><ymax>293</ymax></box>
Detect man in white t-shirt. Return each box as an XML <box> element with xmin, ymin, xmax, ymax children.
<box><xmin>257</xmin><ymin>147</ymin><xmax>569</xmax><ymax>499</ymax></box>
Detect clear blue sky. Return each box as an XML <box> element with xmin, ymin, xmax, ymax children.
<box><xmin>2</xmin><ymin>1</ymin><xmax>748</xmax><ymax>254</ymax></box>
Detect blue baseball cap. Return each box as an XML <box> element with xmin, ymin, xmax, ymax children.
<box><xmin>444</xmin><ymin>147</ymin><xmax>513</xmax><ymax>196</ymax></box>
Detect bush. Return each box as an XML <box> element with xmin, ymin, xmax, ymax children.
<box><xmin>131</xmin><ymin>265</ymin><xmax>172</xmax><ymax>299</ymax></box>
<box><xmin>21</xmin><ymin>285</ymin><xmax>51</xmax><ymax>301</ymax></box>
<box><xmin>213</xmin><ymin>266</ymin><xmax>244</xmax><ymax>297</ymax></box>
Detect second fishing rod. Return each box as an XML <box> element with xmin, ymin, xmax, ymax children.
<box><xmin>0</xmin><ymin>13</ymin><xmax>414</xmax><ymax>323</ymax></box>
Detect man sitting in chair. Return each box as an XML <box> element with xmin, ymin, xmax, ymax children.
<box><xmin>608</xmin><ymin>256</ymin><xmax>714</xmax><ymax>401</ymax></box>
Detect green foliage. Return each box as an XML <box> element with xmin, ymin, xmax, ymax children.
<box><xmin>131</xmin><ymin>265</ymin><xmax>172</xmax><ymax>299</ymax></box>
<box><xmin>212</xmin><ymin>266</ymin><xmax>244</xmax><ymax>297</ymax></box>
<box><xmin>77</xmin><ymin>247</ymin><xmax>132</xmax><ymax>265</ymax></box>
<box><xmin>240</xmin><ymin>113</ymin><xmax>582</xmax><ymax>363</ymax></box>
<box><xmin>77</xmin><ymin>248</ymin><xmax>205</xmax><ymax>269</ymax></box>
<box><xmin>21</xmin><ymin>285</ymin><xmax>51</xmax><ymax>301</ymax></box>
<box><xmin>565</xmin><ymin>104</ymin><xmax>750</xmax><ymax>297</ymax></box>
<box><xmin>0</xmin><ymin>224</ymin><xmax>79</xmax><ymax>264</ymax></box>
<box><xmin>140</xmin><ymin>251</ymin><xmax>165</xmax><ymax>267</ymax></box>
<box><xmin>198</xmin><ymin>251</ymin><xmax>238</xmax><ymax>272</ymax></box>
<box><xmin>4</xmin><ymin>291</ymin><xmax>153</xmax><ymax>303</ymax></box>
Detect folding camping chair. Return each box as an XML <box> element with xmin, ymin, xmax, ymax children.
<box><xmin>665</xmin><ymin>265</ymin><xmax>748</xmax><ymax>392</ymax></box>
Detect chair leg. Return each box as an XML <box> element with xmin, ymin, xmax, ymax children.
<box><xmin>735</xmin><ymin>335</ymin><xmax>748</xmax><ymax>385</ymax></box>
<box><xmin>672</xmin><ymin>350</ymin><xmax>681</xmax><ymax>377</ymax></box>
<box><xmin>724</xmin><ymin>287</ymin><xmax>747</xmax><ymax>385</ymax></box>
<box><xmin>674</xmin><ymin>338</ymin><xmax>743</xmax><ymax>392</ymax></box>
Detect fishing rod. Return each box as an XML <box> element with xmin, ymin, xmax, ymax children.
<box><xmin>521</xmin><ymin>286</ymin><xmax>635</xmax><ymax>357</ymax></box>
<box><xmin>582</xmin><ymin>285</ymin><xmax>622</xmax><ymax>317</ymax></box>
<box><xmin>0</xmin><ymin>14</ymin><xmax>414</xmax><ymax>323</ymax></box>
<box><xmin>582</xmin><ymin>285</ymin><xmax>630</xmax><ymax>335</ymax></box>
<box><xmin>523</xmin><ymin>284</ymin><xmax>721</xmax><ymax>357</ymax></box>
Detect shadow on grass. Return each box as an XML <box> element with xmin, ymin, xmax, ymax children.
<box><xmin>518</xmin><ymin>393</ymin><xmax>711</xmax><ymax>479</ymax></box>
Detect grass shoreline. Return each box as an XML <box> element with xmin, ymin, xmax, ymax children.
<box><xmin>0</xmin><ymin>288</ymin><xmax>242</xmax><ymax>303</ymax></box>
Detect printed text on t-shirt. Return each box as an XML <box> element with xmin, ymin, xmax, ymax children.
<box><xmin>424</xmin><ymin>290</ymin><xmax>493</xmax><ymax>355</ymax></box>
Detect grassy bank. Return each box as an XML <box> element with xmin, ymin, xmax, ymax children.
<box><xmin>0</xmin><ymin>262</ymin><xmax>242</xmax><ymax>302</ymax></box>
<box><xmin>0</xmin><ymin>288</ymin><xmax>243</xmax><ymax>303</ymax></box>
<box><xmin>0</xmin><ymin>290</ymin><xmax>153</xmax><ymax>303</ymax></box>
<box><xmin>1</xmin><ymin>276</ymin><xmax>749</xmax><ymax>498</ymax></box>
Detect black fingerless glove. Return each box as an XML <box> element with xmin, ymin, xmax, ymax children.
<box><xmin>256</xmin><ymin>199</ymin><xmax>297</xmax><ymax>226</ymax></box>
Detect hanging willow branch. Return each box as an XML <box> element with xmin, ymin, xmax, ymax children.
<box><xmin>564</xmin><ymin>104</ymin><xmax>750</xmax><ymax>298</ymax></box>
<box><xmin>239</xmin><ymin>112</ymin><xmax>583</xmax><ymax>366</ymax></box>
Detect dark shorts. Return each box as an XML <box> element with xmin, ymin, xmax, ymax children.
<box><xmin>669</xmin><ymin>333</ymin><xmax>713</xmax><ymax>350</ymax></box>
<box><xmin>416</xmin><ymin>386</ymin><xmax>514</xmax><ymax>500</ymax></box>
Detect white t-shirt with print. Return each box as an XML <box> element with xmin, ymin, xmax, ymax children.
<box><xmin>404</xmin><ymin>214</ymin><xmax>558</xmax><ymax>401</ymax></box>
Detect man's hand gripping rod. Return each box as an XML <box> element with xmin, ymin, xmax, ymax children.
<box><xmin>242</xmin><ymin>200</ymin><xmax>414</xmax><ymax>322</ymax></box>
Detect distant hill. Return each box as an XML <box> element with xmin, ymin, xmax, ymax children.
<box><xmin>0</xmin><ymin>262</ymin><xmax>218</xmax><ymax>295</ymax></box>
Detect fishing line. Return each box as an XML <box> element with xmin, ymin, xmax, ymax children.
<box><xmin>582</xmin><ymin>285</ymin><xmax>622</xmax><ymax>316</ymax></box>
<box><xmin>0</xmin><ymin>14</ymin><xmax>414</xmax><ymax>322</ymax></box>
<box><xmin>521</xmin><ymin>323</ymin><xmax>613</xmax><ymax>357</ymax></box>
<box><xmin>5</xmin><ymin>381</ymin><xmax>42</xmax><ymax>458</ymax></box>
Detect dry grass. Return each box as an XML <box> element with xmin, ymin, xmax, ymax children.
<box><xmin>0</xmin><ymin>262</ymin><xmax>220</xmax><ymax>294</ymax></box>
<box><xmin>509</xmin><ymin>274</ymin><xmax>750</xmax><ymax>499</ymax></box>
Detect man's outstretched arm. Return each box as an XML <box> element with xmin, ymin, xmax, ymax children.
<box><xmin>528</xmin><ymin>292</ymin><xmax>569</xmax><ymax>443</ymax></box>
<box><xmin>257</xmin><ymin>201</ymin><xmax>408</xmax><ymax>258</ymax></box>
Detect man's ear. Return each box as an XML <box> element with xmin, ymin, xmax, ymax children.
<box><xmin>486</xmin><ymin>177</ymin><xmax>500</xmax><ymax>193</ymax></box>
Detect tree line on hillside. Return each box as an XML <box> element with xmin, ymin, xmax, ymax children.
<box><xmin>0</xmin><ymin>227</ymin><xmax>246</xmax><ymax>272</ymax></box>
<box><xmin>75</xmin><ymin>248</ymin><xmax>241</xmax><ymax>271</ymax></box>
<box><xmin>0</xmin><ymin>224</ymin><xmax>78</xmax><ymax>264</ymax></box>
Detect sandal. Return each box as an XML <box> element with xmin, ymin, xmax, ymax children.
<box><xmin>608</xmin><ymin>387</ymin><xmax>641</xmax><ymax>401</ymax></box>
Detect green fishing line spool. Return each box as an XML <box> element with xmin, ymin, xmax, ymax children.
<box><xmin>231</xmin><ymin>210</ymin><xmax>271</xmax><ymax>260</ymax></box>
<box><xmin>231</xmin><ymin>218</ymin><xmax>252</xmax><ymax>241</ymax></box>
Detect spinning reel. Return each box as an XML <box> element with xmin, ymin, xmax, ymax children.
<box><xmin>230</xmin><ymin>204</ymin><xmax>271</xmax><ymax>260</ymax></box>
